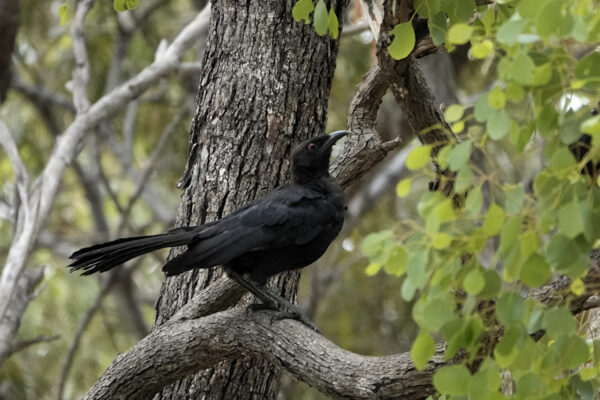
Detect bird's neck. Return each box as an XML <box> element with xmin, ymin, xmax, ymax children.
<box><xmin>292</xmin><ymin>173</ymin><xmax>337</xmax><ymax>193</ymax></box>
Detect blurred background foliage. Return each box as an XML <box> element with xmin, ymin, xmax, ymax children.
<box><xmin>2</xmin><ymin>0</ymin><xmax>598</xmax><ymax>399</ymax></box>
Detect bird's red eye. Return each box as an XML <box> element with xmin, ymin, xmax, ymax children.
<box><xmin>307</xmin><ymin>143</ymin><xmax>317</xmax><ymax>151</ymax></box>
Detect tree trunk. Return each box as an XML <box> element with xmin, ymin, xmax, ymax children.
<box><xmin>153</xmin><ymin>1</ymin><xmax>344</xmax><ymax>398</ymax></box>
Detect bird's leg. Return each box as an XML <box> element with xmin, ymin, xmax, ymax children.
<box><xmin>225</xmin><ymin>268</ymin><xmax>319</xmax><ymax>332</ymax></box>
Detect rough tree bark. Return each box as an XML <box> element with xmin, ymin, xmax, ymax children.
<box><xmin>152</xmin><ymin>1</ymin><xmax>346</xmax><ymax>398</ymax></box>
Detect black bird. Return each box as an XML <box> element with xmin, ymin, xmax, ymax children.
<box><xmin>68</xmin><ymin>130</ymin><xmax>348</xmax><ymax>328</ymax></box>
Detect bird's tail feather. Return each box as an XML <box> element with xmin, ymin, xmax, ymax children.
<box><xmin>68</xmin><ymin>227</ymin><xmax>195</xmax><ymax>275</ymax></box>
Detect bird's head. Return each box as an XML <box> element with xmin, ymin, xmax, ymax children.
<box><xmin>291</xmin><ymin>130</ymin><xmax>348</xmax><ymax>184</ymax></box>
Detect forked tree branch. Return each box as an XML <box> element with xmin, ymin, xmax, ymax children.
<box><xmin>0</xmin><ymin>5</ymin><xmax>211</xmax><ymax>367</ymax></box>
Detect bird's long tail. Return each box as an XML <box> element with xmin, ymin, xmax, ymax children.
<box><xmin>68</xmin><ymin>227</ymin><xmax>196</xmax><ymax>275</ymax></box>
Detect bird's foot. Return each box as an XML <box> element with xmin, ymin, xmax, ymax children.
<box><xmin>246</xmin><ymin>303</ymin><xmax>320</xmax><ymax>333</ymax></box>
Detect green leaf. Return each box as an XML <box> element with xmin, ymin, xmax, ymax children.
<box><xmin>495</xmin><ymin>325</ymin><xmax>525</xmax><ymax>367</ymax></box>
<box><xmin>365</xmin><ymin>263</ymin><xmax>382</xmax><ymax>276</ymax></box>
<box><xmin>487</xmin><ymin>110</ymin><xmax>511</xmax><ymax>140</ymax></box>
<box><xmin>575</xmin><ymin>52</ymin><xmax>600</xmax><ymax>80</ymax></box>
<box><xmin>455</xmin><ymin>167</ymin><xmax>473</xmax><ymax>194</ymax></box>
<box><xmin>383</xmin><ymin>246</ymin><xmax>408</xmax><ymax>276</ymax></box>
<box><xmin>433</xmin><ymin>365</ymin><xmax>471</xmax><ymax>396</ymax></box>
<box><xmin>469</xmin><ymin>363</ymin><xmax>502</xmax><ymax>399</ymax></box>
<box><xmin>444</xmin><ymin>104</ymin><xmax>464</xmax><ymax>123</ymax></box>
<box><xmin>547</xmin><ymin>234</ymin><xmax>580</xmax><ymax>272</ymax></box>
<box><xmin>536</xmin><ymin>0</ymin><xmax>574</xmax><ymax>40</ymax></box>
<box><xmin>463</xmin><ymin>268</ymin><xmax>485</xmax><ymax>295</ymax></box>
<box><xmin>114</xmin><ymin>0</ymin><xmax>138</xmax><ymax>11</ymax></box>
<box><xmin>448</xmin><ymin>140</ymin><xmax>472</xmax><ymax>172</ymax></box>
<box><xmin>520</xmin><ymin>253</ymin><xmax>551</xmax><ymax>287</ymax></box>
<box><xmin>480</xmin><ymin>9</ymin><xmax>495</xmax><ymax>34</ymax></box>
<box><xmin>517</xmin><ymin>373</ymin><xmax>545</xmax><ymax>397</ymax></box>
<box><xmin>519</xmin><ymin>230</ymin><xmax>538</xmax><ymax>258</ymax></box>
<box><xmin>428</xmin><ymin>12</ymin><xmax>447</xmax><ymax>45</ymax></box>
<box><xmin>500</xmin><ymin>217</ymin><xmax>522</xmax><ymax>255</ymax></box>
<box><xmin>471</xmin><ymin>40</ymin><xmax>494</xmax><ymax>59</ymax></box>
<box><xmin>558</xmin><ymin>199</ymin><xmax>585</xmax><ymax>238</ymax></box>
<box><xmin>537</xmin><ymin>105</ymin><xmax>558</xmax><ymax>137</ymax></box>
<box><xmin>362</xmin><ymin>230</ymin><xmax>394</xmax><ymax>263</ymax></box>
<box><xmin>113</xmin><ymin>0</ymin><xmax>126</xmax><ymax>12</ymax></box>
<box><xmin>292</xmin><ymin>0</ymin><xmax>314</xmax><ymax>23</ymax></box>
<box><xmin>479</xmin><ymin>269</ymin><xmax>501</xmax><ymax>299</ymax></box>
<box><xmin>549</xmin><ymin>147</ymin><xmax>577</xmax><ymax>172</ymax></box>
<box><xmin>504</xmin><ymin>184</ymin><xmax>525</xmax><ymax>214</ymax></box>
<box><xmin>496</xmin><ymin>291</ymin><xmax>525</xmax><ymax>327</ymax></box>
<box><xmin>313</xmin><ymin>0</ymin><xmax>328</xmax><ymax>35</ymax></box>
<box><xmin>328</xmin><ymin>8</ymin><xmax>339</xmax><ymax>38</ymax></box>
<box><xmin>488</xmin><ymin>86</ymin><xmax>506</xmax><ymax>110</ymax></box>
<box><xmin>532</xmin><ymin>63</ymin><xmax>552</xmax><ymax>86</ymax></box>
<box><xmin>59</xmin><ymin>2</ymin><xmax>68</xmax><ymax>26</ymax></box>
<box><xmin>414</xmin><ymin>0</ymin><xmax>441</xmax><ymax>19</ymax></box>
<box><xmin>581</xmin><ymin>115</ymin><xmax>600</xmax><ymax>136</ymax></box>
<box><xmin>483</xmin><ymin>203</ymin><xmax>505</xmax><ymax>236</ymax></box>
<box><xmin>474</xmin><ymin>94</ymin><xmax>494</xmax><ymax>122</ymax></box>
<box><xmin>431</xmin><ymin>233</ymin><xmax>452</xmax><ymax>250</ymax></box>
<box><xmin>555</xmin><ymin>334</ymin><xmax>589</xmax><ymax>369</ymax></box>
<box><xmin>396</xmin><ymin>178</ymin><xmax>412</xmax><ymax>198</ymax></box>
<box><xmin>407</xmin><ymin>250</ymin><xmax>429</xmax><ymax>288</ymax></box>
<box><xmin>464</xmin><ymin>186</ymin><xmax>483</xmax><ymax>217</ymax></box>
<box><xmin>509</xmin><ymin>52</ymin><xmax>536</xmax><ymax>85</ymax></box>
<box><xmin>517</xmin><ymin>0</ymin><xmax>540</xmax><ymax>19</ymax></box>
<box><xmin>497</xmin><ymin>18</ymin><xmax>527</xmax><ymax>44</ymax></box>
<box><xmin>544</xmin><ymin>307</ymin><xmax>577</xmax><ymax>338</ymax></box>
<box><xmin>506</xmin><ymin>82</ymin><xmax>525</xmax><ymax>103</ymax></box>
<box><xmin>411</xmin><ymin>331</ymin><xmax>436</xmax><ymax>370</ymax></box>
<box><xmin>388</xmin><ymin>22</ymin><xmax>416</xmax><ymax>60</ymax></box>
<box><xmin>406</xmin><ymin>145</ymin><xmax>432</xmax><ymax>170</ymax></box>
<box><xmin>415</xmin><ymin>298</ymin><xmax>455</xmax><ymax>331</ymax></box>
<box><xmin>447</xmin><ymin>23</ymin><xmax>473</xmax><ymax>44</ymax></box>
<box><xmin>401</xmin><ymin>278</ymin><xmax>417</xmax><ymax>301</ymax></box>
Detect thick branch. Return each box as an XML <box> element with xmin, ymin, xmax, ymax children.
<box><xmin>84</xmin><ymin>308</ymin><xmax>444</xmax><ymax>400</ymax></box>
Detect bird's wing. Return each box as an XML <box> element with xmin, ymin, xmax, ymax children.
<box><xmin>162</xmin><ymin>186</ymin><xmax>336</xmax><ymax>274</ymax></box>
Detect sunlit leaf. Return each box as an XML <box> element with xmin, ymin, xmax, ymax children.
<box><xmin>406</xmin><ymin>145</ymin><xmax>432</xmax><ymax>170</ymax></box>
<box><xmin>396</xmin><ymin>178</ymin><xmax>412</xmax><ymax>198</ymax></box>
<box><xmin>447</xmin><ymin>23</ymin><xmax>473</xmax><ymax>44</ymax></box>
<box><xmin>388</xmin><ymin>22</ymin><xmax>416</xmax><ymax>60</ymax></box>
<box><xmin>328</xmin><ymin>8</ymin><xmax>339</xmax><ymax>38</ymax></box>
<box><xmin>411</xmin><ymin>331</ymin><xmax>435</xmax><ymax>370</ymax></box>
<box><xmin>483</xmin><ymin>203</ymin><xmax>505</xmax><ymax>236</ymax></box>
<box><xmin>433</xmin><ymin>365</ymin><xmax>471</xmax><ymax>396</ymax></box>
<box><xmin>444</xmin><ymin>104</ymin><xmax>464</xmax><ymax>123</ymax></box>
<box><xmin>292</xmin><ymin>0</ymin><xmax>314</xmax><ymax>23</ymax></box>
<box><xmin>520</xmin><ymin>253</ymin><xmax>550</xmax><ymax>287</ymax></box>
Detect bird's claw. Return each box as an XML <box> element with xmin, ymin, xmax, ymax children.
<box><xmin>246</xmin><ymin>304</ymin><xmax>320</xmax><ymax>333</ymax></box>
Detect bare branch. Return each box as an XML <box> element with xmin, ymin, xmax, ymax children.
<box><xmin>83</xmin><ymin>308</ymin><xmax>446</xmax><ymax>400</ymax></box>
<box><xmin>115</xmin><ymin>106</ymin><xmax>188</xmax><ymax>233</ymax></box>
<box><xmin>8</xmin><ymin>334</ymin><xmax>60</xmax><ymax>357</ymax></box>
<box><xmin>0</xmin><ymin>5</ymin><xmax>210</xmax><ymax>367</ymax></box>
<box><xmin>55</xmin><ymin>273</ymin><xmax>118</xmax><ymax>400</ymax></box>
<box><xmin>11</xmin><ymin>77</ymin><xmax>76</xmax><ymax>113</ymax></box>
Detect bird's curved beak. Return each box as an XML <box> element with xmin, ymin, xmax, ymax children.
<box><xmin>323</xmin><ymin>130</ymin><xmax>349</xmax><ymax>151</ymax></box>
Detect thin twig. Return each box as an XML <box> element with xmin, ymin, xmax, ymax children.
<box><xmin>8</xmin><ymin>334</ymin><xmax>60</xmax><ymax>357</ymax></box>
<box><xmin>116</xmin><ymin>106</ymin><xmax>189</xmax><ymax>233</ymax></box>
<box><xmin>55</xmin><ymin>273</ymin><xmax>118</xmax><ymax>400</ymax></box>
